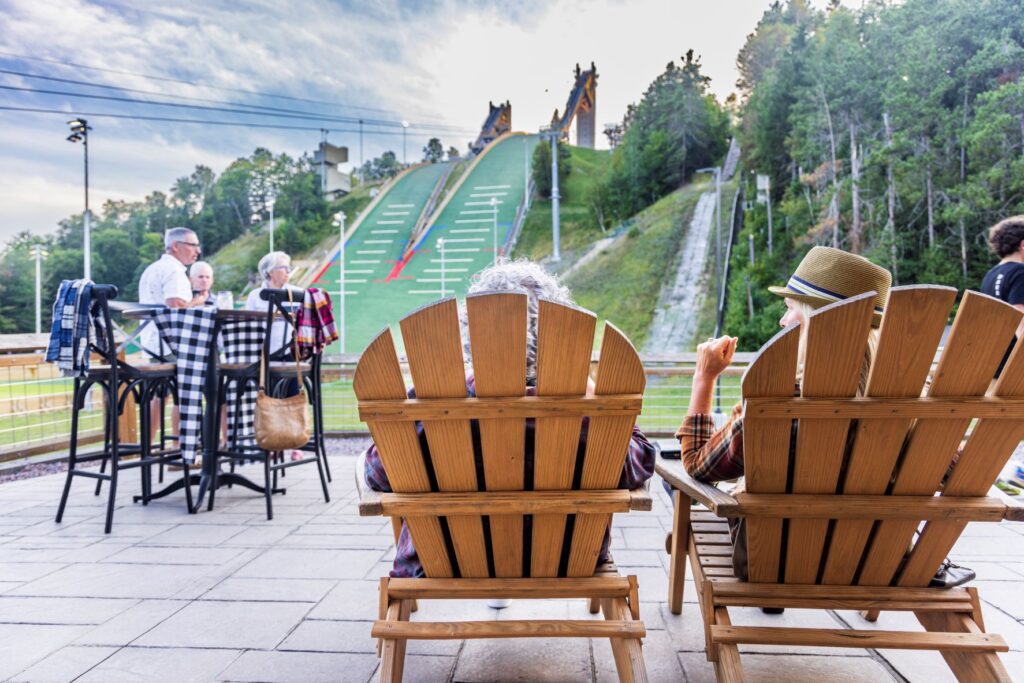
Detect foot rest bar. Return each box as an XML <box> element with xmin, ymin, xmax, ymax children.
<box><xmin>711</xmin><ymin>625</ymin><xmax>1008</xmax><ymax>652</ymax></box>
<box><xmin>386</xmin><ymin>577</ymin><xmax>633</xmax><ymax>600</ymax></box>
<box><xmin>372</xmin><ymin>619</ymin><xmax>646</xmax><ymax>640</ymax></box>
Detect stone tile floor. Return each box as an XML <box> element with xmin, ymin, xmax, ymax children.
<box><xmin>0</xmin><ymin>440</ymin><xmax>1021</xmax><ymax>682</ymax></box>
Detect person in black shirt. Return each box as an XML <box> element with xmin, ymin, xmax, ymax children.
<box><xmin>981</xmin><ymin>216</ymin><xmax>1024</xmax><ymax>376</ymax></box>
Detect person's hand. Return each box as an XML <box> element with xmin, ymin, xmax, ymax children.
<box><xmin>695</xmin><ymin>336</ymin><xmax>737</xmax><ymax>381</ymax></box>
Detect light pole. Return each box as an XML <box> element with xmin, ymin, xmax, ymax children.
<box><xmin>490</xmin><ymin>195</ymin><xmax>499</xmax><ymax>265</ymax></box>
<box><xmin>267</xmin><ymin>188</ymin><xmax>277</xmax><ymax>253</ymax></box>
<box><xmin>437</xmin><ymin>238</ymin><xmax>446</xmax><ymax>296</ymax></box>
<box><xmin>31</xmin><ymin>245</ymin><xmax>48</xmax><ymax>334</ymax></box>
<box><xmin>333</xmin><ymin>211</ymin><xmax>347</xmax><ymax>354</ymax></box>
<box><xmin>401</xmin><ymin>121</ymin><xmax>409</xmax><ymax>165</ymax></box>
<box><xmin>67</xmin><ymin>118</ymin><xmax>91</xmax><ymax>280</ymax></box>
<box><xmin>547</xmin><ymin>131</ymin><xmax>561</xmax><ymax>262</ymax></box>
<box><xmin>524</xmin><ymin>135</ymin><xmax>530</xmax><ymax>210</ymax></box>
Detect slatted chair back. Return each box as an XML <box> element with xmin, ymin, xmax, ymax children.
<box><xmin>741</xmin><ymin>286</ymin><xmax>1024</xmax><ymax>586</ymax></box>
<box><xmin>353</xmin><ymin>292</ymin><xmax>646</xmax><ymax>579</ymax></box>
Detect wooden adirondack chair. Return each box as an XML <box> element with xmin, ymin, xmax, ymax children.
<box><xmin>354</xmin><ymin>293</ymin><xmax>651</xmax><ymax>682</ymax></box>
<box><xmin>657</xmin><ymin>286</ymin><xmax>1024</xmax><ymax>682</ymax></box>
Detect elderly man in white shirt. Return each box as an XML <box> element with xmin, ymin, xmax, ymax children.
<box><xmin>138</xmin><ymin>227</ymin><xmax>208</xmax><ymax>358</ymax></box>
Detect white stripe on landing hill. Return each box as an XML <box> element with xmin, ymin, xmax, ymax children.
<box><xmin>450</xmin><ymin>228</ymin><xmax>489</xmax><ymax>234</ymax></box>
<box><xmin>356</xmin><ymin>250</ymin><xmax>385</xmax><ymax>254</ymax></box>
<box><xmin>459</xmin><ymin>209</ymin><xmax>496</xmax><ymax>215</ymax></box>
<box><xmin>431</xmin><ymin>258</ymin><xmax>472</xmax><ymax>263</ymax></box>
<box><xmin>474</xmin><ymin>184</ymin><xmax>510</xmax><ymax>190</ymax></box>
<box><xmin>382</xmin><ymin>211</ymin><xmax>409</xmax><ymax>216</ymax></box>
<box><xmin>370</xmin><ymin>229</ymin><xmax>399</xmax><ymax>234</ymax></box>
<box><xmin>470</xmin><ymin>192</ymin><xmax>507</xmax><ymax>198</ymax></box>
<box><xmin>376</xmin><ymin>220</ymin><xmax>405</xmax><ymax>225</ymax></box>
<box><xmin>364</xmin><ymin>239</ymin><xmax>393</xmax><ymax>244</ymax></box>
<box><xmin>455</xmin><ymin>218</ymin><xmax>491</xmax><ymax>224</ymax></box>
<box><xmin>437</xmin><ymin>248</ymin><xmax>480</xmax><ymax>253</ymax></box>
<box><xmin>466</xmin><ymin>200</ymin><xmax>503</xmax><ymax>206</ymax></box>
<box><xmin>343</xmin><ymin>269</ymin><xmax>374</xmax><ymax>275</ymax></box>
<box><xmin>342</xmin><ymin>279</ymin><xmax>367</xmax><ymax>284</ymax></box>
<box><xmin>335</xmin><ymin>291</ymin><xmax>360</xmax><ymax>295</ymax></box>
<box><xmin>388</xmin><ymin>203</ymin><xmax>414</xmax><ymax>208</ymax></box>
<box><xmin>442</xmin><ymin>238</ymin><xmax>484</xmax><ymax>243</ymax></box>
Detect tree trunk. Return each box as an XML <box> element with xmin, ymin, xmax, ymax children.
<box><xmin>849</xmin><ymin>122</ymin><xmax>861</xmax><ymax>253</ymax></box>
<box><xmin>820</xmin><ymin>85</ymin><xmax>840</xmax><ymax>248</ymax></box>
<box><xmin>923</xmin><ymin>136</ymin><xmax>935</xmax><ymax>250</ymax></box>
<box><xmin>959</xmin><ymin>88</ymin><xmax>969</xmax><ymax>280</ymax></box>
<box><xmin>883</xmin><ymin>112</ymin><xmax>898</xmax><ymax>283</ymax></box>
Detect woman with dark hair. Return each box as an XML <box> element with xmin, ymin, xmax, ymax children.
<box><xmin>981</xmin><ymin>216</ymin><xmax>1024</xmax><ymax>375</ymax></box>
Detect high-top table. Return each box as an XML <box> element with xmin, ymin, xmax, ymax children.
<box><xmin>122</xmin><ymin>305</ymin><xmax>283</xmax><ymax>512</ymax></box>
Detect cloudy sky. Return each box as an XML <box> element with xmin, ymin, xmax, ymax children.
<box><xmin>0</xmin><ymin>0</ymin><xmax>839</xmax><ymax>242</ymax></box>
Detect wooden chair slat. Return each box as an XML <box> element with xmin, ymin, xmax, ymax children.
<box><xmin>532</xmin><ymin>300</ymin><xmax>595</xmax><ymax>577</ymax></box>
<box><xmin>822</xmin><ymin>286</ymin><xmax>955</xmax><ymax>585</ymax></box>
<box><xmin>898</xmin><ymin>311</ymin><xmax>1024</xmax><ymax>587</ymax></box>
<box><xmin>785</xmin><ymin>293</ymin><xmax>876</xmax><ymax>584</ymax></box>
<box><xmin>400</xmin><ymin>299</ymin><xmax>488</xmax><ymax>577</ymax></box>
<box><xmin>859</xmin><ymin>291</ymin><xmax>1021</xmax><ymax>586</ymax></box>
<box><xmin>741</xmin><ymin>324</ymin><xmax>800</xmax><ymax>583</ymax></box>
<box><xmin>467</xmin><ymin>293</ymin><xmax>527</xmax><ymax>577</ymax></box>
<box><xmin>568</xmin><ymin>323</ymin><xmax>646</xmax><ymax>578</ymax></box>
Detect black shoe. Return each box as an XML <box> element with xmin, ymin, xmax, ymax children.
<box><xmin>761</xmin><ymin>607</ymin><xmax>785</xmax><ymax>615</ymax></box>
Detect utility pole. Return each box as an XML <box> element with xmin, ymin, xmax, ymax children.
<box><xmin>401</xmin><ymin>121</ymin><xmax>409</xmax><ymax>165</ymax></box>
<box><xmin>67</xmin><ymin>119</ymin><xmax>91</xmax><ymax>279</ymax></box>
<box><xmin>320</xmin><ymin>129</ymin><xmax>327</xmax><ymax>194</ymax></box>
<box><xmin>491</xmin><ymin>196</ymin><xmax>499</xmax><ymax>265</ymax></box>
<box><xmin>437</xmin><ymin>238</ymin><xmax>446</xmax><ymax>297</ymax></box>
<box><xmin>765</xmin><ymin>174</ymin><xmax>774</xmax><ymax>256</ymax></box>
<box><xmin>359</xmin><ymin>119</ymin><xmax>364</xmax><ymax>177</ymax></box>
<box><xmin>31</xmin><ymin>245</ymin><xmax>47</xmax><ymax>334</ymax></box>
<box><xmin>333</xmin><ymin>211</ymin><xmax>346</xmax><ymax>353</ymax></box>
<box><xmin>549</xmin><ymin>132</ymin><xmax>561</xmax><ymax>262</ymax></box>
<box><xmin>268</xmin><ymin>188</ymin><xmax>276</xmax><ymax>253</ymax></box>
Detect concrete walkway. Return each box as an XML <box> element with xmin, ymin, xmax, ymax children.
<box><xmin>0</xmin><ymin>441</ymin><xmax>1021</xmax><ymax>682</ymax></box>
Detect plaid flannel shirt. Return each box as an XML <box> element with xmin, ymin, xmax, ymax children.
<box><xmin>364</xmin><ymin>375</ymin><xmax>656</xmax><ymax>578</ymax></box>
<box><xmin>45</xmin><ymin>279</ymin><xmax>95</xmax><ymax>378</ymax></box>
<box><xmin>676</xmin><ymin>402</ymin><xmax>746</xmax><ymax>483</ymax></box>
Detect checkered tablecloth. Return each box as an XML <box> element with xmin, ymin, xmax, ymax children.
<box><xmin>219</xmin><ymin>318</ymin><xmax>266</xmax><ymax>450</ymax></box>
<box><xmin>152</xmin><ymin>306</ymin><xmax>217</xmax><ymax>463</ymax></box>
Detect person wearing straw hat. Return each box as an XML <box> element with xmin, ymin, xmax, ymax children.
<box><xmin>669</xmin><ymin>246</ymin><xmax>892</xmax><ymax>584</ymax></box>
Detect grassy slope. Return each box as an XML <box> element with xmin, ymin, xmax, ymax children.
<box><xmin>207</xmin><ymin>182</ymin><xmax>377</xmax><ymax>295</ymax></box>
<box><xmin>566</xmin><ymin>186</ymin><xmax>703</xmax><ymax>349</ymax></box>
<box><xmin>513</xmin><ymin>146</ymin><xmax>611</xmax><ymax>263</ymax></box>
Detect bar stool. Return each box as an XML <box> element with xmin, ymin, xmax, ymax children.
<box><xmin>54</xmin><ymin>285</ymin><xmax>188</xmax><ymax>533</ymax></box>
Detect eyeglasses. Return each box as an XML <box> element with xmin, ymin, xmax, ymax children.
<box><xmin>178</xmin><ymin>241</ymin><xmax>201</xmax><ymax>249</ymax></box>
<box><xmin>271</xmin><ymin>265</ymin><xmax>292</xmax><ymax>272</ymax></box>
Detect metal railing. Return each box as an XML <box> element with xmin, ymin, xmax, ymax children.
<box><xmin>1</xmin><ymin>335</ymin><xmax>752</xmax><ymax>461</ymax></box>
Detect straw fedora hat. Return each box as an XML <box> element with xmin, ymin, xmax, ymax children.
<box><xmin>768</xmin><ymin>246</ymin><xmax>892</xmax><ymax>326</ymax></box>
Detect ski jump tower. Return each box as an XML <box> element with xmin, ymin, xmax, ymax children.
<box><xmin>550</xmin><ymin>62</ymin><xmax>598</xmax><ymax>148</ymax></box>
<box><xmin>470</xmin><ymin>100</ymin><xmax>512</xmax><ymax>154</ymax></box>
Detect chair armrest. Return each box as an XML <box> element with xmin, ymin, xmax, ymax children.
<box><xmin>354</xmin><ymin>451</ymin><xmax>383</xmax><ymax>517</ymax></box>
<box><xmin>990</xmin><ymin>483</ymin><xmax>1024</xmax><ymax>522</ymax></box>
<box><xmin>629</xmin><ymin>479</ymin><xmax>652</xmax><ymax>511</ymax></box>
<box><xmin>656</xmin><ymin>458</ymin><xmax>740</xmax><ymax>517</ymax></box>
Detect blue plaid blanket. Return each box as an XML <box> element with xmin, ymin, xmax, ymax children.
<box><xmin>44</xmin><ymin>279</ymin><xmax>94</xmax><ymax>377</ymax></box>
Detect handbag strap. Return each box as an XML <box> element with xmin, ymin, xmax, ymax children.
<box><xmin>259</xmin><ymin>288</ymin><xmax>305</xmax><ymax>393</ymax></box>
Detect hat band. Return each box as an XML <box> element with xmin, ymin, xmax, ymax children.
<box><xmin>786</xmin><ymin>275</ymin><xmax>883</xmax><ymax>313</ymax></box>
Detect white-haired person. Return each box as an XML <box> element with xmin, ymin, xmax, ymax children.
<box><xmin>246</xmin><ymin>250</ymin><xmax>305</xmax><ymax>460</ymax></box>
<box><xmin>189</xmin><ymin>260</ymin><xmax>215</xmax><ymax>305</ymax></box>
<box><xmin>137</xmin><ymin>227</ymin><xmax>208</xmax><ymax>455</ymax></box>
<box><xmin>363</xmin><ymin>260</ymin><xmax>657</xmax><ymax>588</ymax></box>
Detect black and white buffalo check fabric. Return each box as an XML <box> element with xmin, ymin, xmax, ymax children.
<box><xmin>219</xmin><ymin>318</ymin><xmax>267</xmax><ymax>450</ymax></box>
<box><xmin>153</xmin><ymin>306</ymin><xmax>217</xmax><ymax>463</ymax></box>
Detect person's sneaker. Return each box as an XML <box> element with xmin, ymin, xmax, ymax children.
<box><xmin>487</xmin><ymin>599</ymin><xmax>511</xmax><ymax>609</ymax></box>
<box><xmin>665</xmin><ymin>532</ymin><xmax>673</xmax><ymax>555</ymax></box>
<box><xmin>761</xmin><ymin>607</ymin><xmax>785</xmax><ymax>615</ymax></box>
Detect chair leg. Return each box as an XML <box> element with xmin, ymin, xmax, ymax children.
<box><xmin>314</xmin><ymin>445</ymin><xmax>330</xmax><ymax>504</ymax></box>
<box><xmin>104</xmin><ymin>449</ymin><xmax>119</xmax><ymax>534</ymax></box>
<box><xmin>263</xmin><ymin>454</ymin><xmax>274</xmax><ymax>520</ymax></box>
<box><xmin>712</xmin><ymin>606</ymin><xmax>744</xmax><ymax>682</ymax></box>
<box><xmin>914</xmin><ymin>610</ymin><xmax>1012</xmax><ymax>682</ymax></box>
<box><xmin>56</xmin><ymin>381</ymin><xmax>84</xmax><ymax>523</ymax></box>
<box><xmin>861</xmin><ymin>609</ymin><xmax>881</xmax><ymax>622</ymax></box>
<box><xmin>95</xmin><ymin>388</ymin><xmax>111</xmax><ymax>496</ymax></box>
<box><xmin>207</xmin><ymin>453</ymin><xmax>219</xmax><ymax>513</ymax></box>
<box><xmin>669</xmin><ymin>489</ymin><xmax>691</xmax><ymax>615</ymax></box>
<box><xmin>588</xmin><ymin>597</ymin><xmax>601</xmax><ymax>614</ymax></box>
<box><xmin>379</xmin><ymin>599</ymin><xmax>412</xmax><ymax>683</ymax></box>
<box><xmin>601</xmin><ymin>597</ymin><xmax>648</xmax><ymax>683</ymax></box>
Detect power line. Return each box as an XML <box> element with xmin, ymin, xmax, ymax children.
<box><xmin>0</xmin><ymin>84</ymin><xmax>477</xmax><ymax>135</ymax></box>
<box><xmin>0</xmin><ymin>68</ymin><xmax>474</xmax><ymax>133</ymax></box>
<box><xmin>0</xmin><ymin>50</ymin><xmax>452</xmax><ymax>124</ymax></box>
<box><xmin>0</xmin><ymin>105</ymin><xmax>414</xmax><ymax>136</ymax></box>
